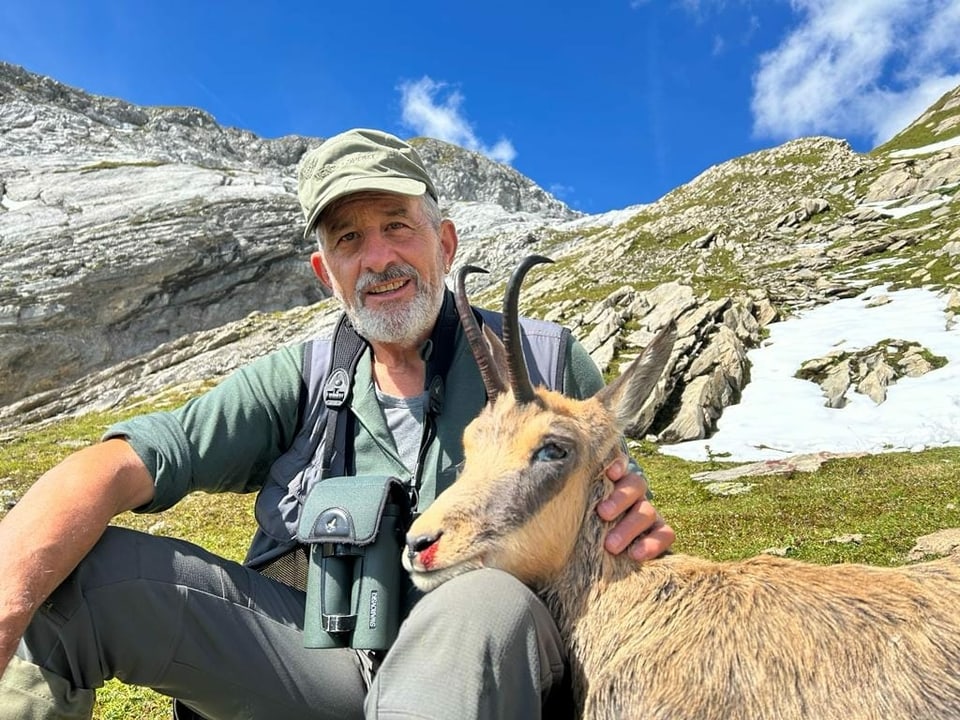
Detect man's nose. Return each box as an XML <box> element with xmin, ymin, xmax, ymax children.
<box><xmin>361</xmin><ymin>230</ymin><xmax>398</xmax><ymax>272</ymax></box>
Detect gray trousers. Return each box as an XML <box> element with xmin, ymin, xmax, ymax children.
<box><xmin>0</xmin><ymin>526</ymin><xmax>568</xmax><ymax>719</ymax></box>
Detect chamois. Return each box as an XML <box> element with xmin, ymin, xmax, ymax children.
<box><xmin>403</xmin><ymin>255</ymin><xmax>960</xmax><ymax>720</ymax></box>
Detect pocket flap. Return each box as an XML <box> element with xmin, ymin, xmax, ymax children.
<box><xmin>296</xmin><ymin>475</ymin><xmax>409</xmax><ymax>546</ymax></box>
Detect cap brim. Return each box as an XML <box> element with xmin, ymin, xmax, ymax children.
<box><xmin>303</xmin><ymin>177</ymin><xmax>429</xmax><ymax>240</ymax></box>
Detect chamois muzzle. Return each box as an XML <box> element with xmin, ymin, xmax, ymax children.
<box><xmin>405</xmin><ymin>530</ymin><xmax>442</xmax><ymax>559</ymax></box>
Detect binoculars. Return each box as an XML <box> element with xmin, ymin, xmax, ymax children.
<box><xmin>298</xmin><ymin>475</ymin><xmax>411</xmax><ymax>650</ymax></box>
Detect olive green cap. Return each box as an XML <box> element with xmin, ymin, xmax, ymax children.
<box><xmin>297</xmin><ymin>128</ymin><xmax>439</xmax><ymax>239</ymax></box>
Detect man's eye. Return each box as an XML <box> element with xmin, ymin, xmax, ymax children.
<box><xmin>337</xmin><ymin>231</ymin><xmax>359</xmax><ymax>245</ymax></box>
<box><xmin>385</xmin><ymin>221</ymin><xmax>408</xmax><ymax>232</ymax></box>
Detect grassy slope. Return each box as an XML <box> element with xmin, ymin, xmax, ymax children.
<box><xmin>2</xmin><ymin>400</ymin><xmax>958</xmax><ymax>718</ymax></box>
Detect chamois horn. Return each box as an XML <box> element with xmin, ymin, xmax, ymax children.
<box><xmin>504</xmin><ymin>255</ymin><xmax>553</xmax><ymax>405</ymax></box>
<box><xmin>454</xmin><ymin>264</ymin><xmax>506</xmax><ymax>400</ymax></box>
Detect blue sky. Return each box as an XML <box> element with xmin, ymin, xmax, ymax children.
<box><xmin>2</xmin><ymin>1</ymin><xmax>960</xmax><ymax>214</ymax></box>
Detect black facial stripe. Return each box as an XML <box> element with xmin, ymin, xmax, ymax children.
<box><xmin>475</xmin><ymin>448</ymin><xmax>573</xmax><ymax>539</ymax></box>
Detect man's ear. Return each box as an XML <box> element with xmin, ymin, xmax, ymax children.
<box><xmin>440</xmin><ymin>219</ymin><xmax>458</xmax><ymax>270</ymax></box>
<box><xmin>310</xmin><ymin>251</ymin><xmax>332</xmax><ymax>289</ymax></box>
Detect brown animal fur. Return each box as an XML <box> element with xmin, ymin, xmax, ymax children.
<box><xmin>404</xmin><ymin>261</ymin><xmax>960</xmax><ymax>719</ymax></box>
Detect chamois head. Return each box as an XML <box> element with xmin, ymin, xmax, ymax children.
<box><xmin>403</xmin><ymin>256</ymin><xmax>676</xmax><ymax>592</ymax></box>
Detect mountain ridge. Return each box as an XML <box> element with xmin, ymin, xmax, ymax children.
<box><xmin>2</xmin><ymin>62</ymin><xmax>959</xmax><ymax>451</ymax></box>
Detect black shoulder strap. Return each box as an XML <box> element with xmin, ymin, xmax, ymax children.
<box><xmin>319</xmin><ymin>314</ymin><xmax>368</xmax><ymax>477</ymax></box>
<box><xmin>554</xmin><ymin>326</ymin><xmax>572</xmax><ymax>389</ymax></box>
<box><xmin>422</xmin><ymin>290</ymin><xmax>461</xmax><ymax>416</ymax></box>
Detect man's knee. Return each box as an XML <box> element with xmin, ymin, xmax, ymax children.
<box><xmin>23</xmin><ymin>527</ymin><xmax>227</xmax><ymax>689</ymax></box>
<box><xmin>370</xmin><ymin>570</ymin><xmax>567</xmax><ymax>718</ymax></box>
<box><xmin>400</xmin><ymin>568</ymin><xmax>565</xmax><ymax>683</ymax></box>
<box><xmin>32</xmin><ymin>526</ymin><xmax>167</xmax><ymax>642</ymax></box>
<box><xmin>410</xmin><ymin>568</ymin><xmax>541</xmax><ymax>625</ymax></box>
<box><xmin>0</xmin><ymin>655</ymin><xmax>95</xmax><ymax>720</ymax></box>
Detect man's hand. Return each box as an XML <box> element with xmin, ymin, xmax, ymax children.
<box><xmin>597</xmin><ymin>453</ymin><xmax>675</xmax><ymax>561</ymax></box>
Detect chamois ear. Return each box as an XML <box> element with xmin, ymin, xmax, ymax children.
<box><xmin>596</xmin><ymin>321</ymin><xmax>677</xmax><ymax>431</ymax></box>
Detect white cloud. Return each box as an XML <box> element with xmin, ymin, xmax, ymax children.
<box><xmin>548</xmin><ymin>182</ymin><xmax>575</xmax><ymax>202</ymax></box>
<box><xmin>870</xmin><ymin>75</ymin><xmax>960</xmax><ymax>144</ymax></box>
<box><xmin>751</xmin><ymin>0</ymin><xmax>960</xmax><ymax>146</ymax></box>
<box><xmin>398</xmin><ymin>76</ymin><xmax>517</xmax><ymax>164</ymax></box>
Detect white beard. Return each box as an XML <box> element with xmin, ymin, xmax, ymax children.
<box><xmin>344</xmin><ymin>259</ymin><xmax>445</xmax><ymax>346</ymax></box>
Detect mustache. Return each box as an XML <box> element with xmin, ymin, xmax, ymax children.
<box><xmin>355</xmin><ymin>264</ymin><xmax>420</xmax><ymax>297</ymax></box>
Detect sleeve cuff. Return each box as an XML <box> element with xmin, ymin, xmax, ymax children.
<box><xmin>102</xmin><ymin>412</ymin><xmax>193</xmax><ymax>512</ymax></box>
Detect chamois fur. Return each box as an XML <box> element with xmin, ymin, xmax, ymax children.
<box><xmin>404</xmin><ymin>257</ymin><xmax>960</xmax><ymax>720</ymax></box>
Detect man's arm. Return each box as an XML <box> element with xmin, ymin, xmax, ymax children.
<box><xmin>0</xmin><ymin>438</ymin><xmax>153</xmax><ymax>676</ymax></box>
<box><xmin>108</xmin><ymin>343</ymin><xmax>306</xmax><ymax>512</ymax></box>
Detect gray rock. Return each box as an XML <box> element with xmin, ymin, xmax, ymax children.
<box><xmin>907</xmin><ymin>528</ymin><xmax>960</xmax><ymax>561</ymax></box>
<box><xmin>822</xmin><ymin>358</ymin><xmax>853</xmax><ymax>408</ymax></box>
<box><xmin>4</xmin><ymin>61</ymin><xmax>960</xmax><ymax>455</ymax></box>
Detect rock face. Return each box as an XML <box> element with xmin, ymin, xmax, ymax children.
<box><xmin>0</xmin><ymin>63</ymin><xmax>315</xmax><ymax>403</ymax></box>
<box><xmin>3</xmin><ymin>62</ymin><xmax>960</xmax><ymax>447</ymax></box>
<box><xmin>0</xmin><ymin>62</ymin><xmax>576</xmax><ymax>405</ymax></box>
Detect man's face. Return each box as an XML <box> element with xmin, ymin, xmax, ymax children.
<box><xmin>311</xmin><ymin>192</ymin><xmax>457</xmax><ymax>347</ymax></box>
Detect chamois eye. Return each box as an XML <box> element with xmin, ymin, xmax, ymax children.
<box><xmin>533</xmin><ymin>443</ymin><xmax>567</xmax><ymax>463</ymax></box>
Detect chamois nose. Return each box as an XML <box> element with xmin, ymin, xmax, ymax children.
<box><xmin>406</xmin><ymin>530</ymin><xmax>442</xmax><ymax>558</ymax></box>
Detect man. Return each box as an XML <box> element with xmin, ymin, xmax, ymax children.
<box><xmin>0</xmin><ymin>128</ymin><xmax>675</xmax><ymax>719</ymax></box>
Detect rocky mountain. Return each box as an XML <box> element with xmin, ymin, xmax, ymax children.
<box><xmin>2</xmin><ymin>61</ymin><xmax>960</xmax><ymax>450</ymax></box>
<box><xmin>0</xmin><ymin>61</ymin><xmax>574</xmax><ymax>406</ymax></box>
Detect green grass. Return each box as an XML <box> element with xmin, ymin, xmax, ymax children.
<box><xmin>2</xmin><ymin>408</ymin><xmax>958</xmax><ymax>718</ymax></box>
<box><xmin>632</xmin><ymin>441</ymin><xmax>960</xmax><ymax>565</ymax></box>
